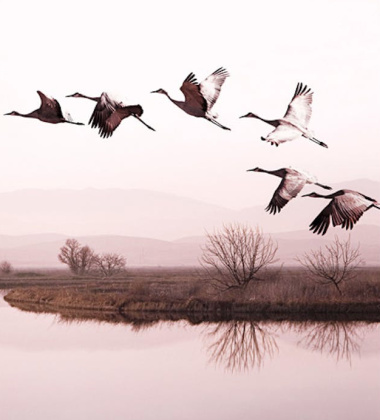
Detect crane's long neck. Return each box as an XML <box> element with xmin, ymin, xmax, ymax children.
<box><xmin>77</xmin><ymin>94</ymin><xmax>100</xmax><ymax>101</ymax></box>
<box><xmin>255</xmin><ymin>168</ymin><xmax>285</xmax><ymax>178</ymax></box>
<box><xmin>163</xmin><ymin>92</ymin><xmax>186</xmax><ymax>111</ymax></box>
<box><xmin>255</xmin><ymin>115</ymin><xmax>280</xmax><ymax>127</ymax></box>
<box><xmin>15</xmin><ymin>110</ymin><xmax>40</xmax><ymax>119</ymax></box>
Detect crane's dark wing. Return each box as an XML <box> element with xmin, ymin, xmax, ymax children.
<box><xmin>309</xmin><ymin>191</ymin><xmax>370</xmax><ymax>235</ymax></box>
<box><xmin>200</xmin><ymin>67</ymin><xmax>229</xmax><ymax>112</ymax></box>
<box><xmin>180</xmin><ymin>73</ymin><xmax>208</xmax><ymax>112</ymax></box>
<box><xmin>266</xmin><ymin>172</ymin><xmax>306</xmax><ymax>214</ymax></box>
<box><xmin>98</xmin><ymin>105</ymin><xmax>145</xmax><ymax>138</ymax></box>
<box><xmin>37</xmin><ymin>91</ymin><xmax>64</xmax><ymax>119</ymax></box>
<box><xmin>89</xmin><ymin>92</ymin><xmax>118</xmax><ymax>129</ymax></box>
<box><xmin>283</xmin><ymin>83</ymin><xmax>313</xmax><ymax>128</ymax></box>
<box><xmin>98</xmin><ymin>111</ymin><xmax>122</xmax><ymax>138</ymax></box>
<box><xmin>308</xmin><ymin>201</ymin><xmax>334</xmax><ymax>235</ymax></box>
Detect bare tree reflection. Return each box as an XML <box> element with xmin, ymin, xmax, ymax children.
<box><xmin>294</xmin><ymin>321</ymin><xmax>370</xmax><ymax>363</ymax></box>
<box><xmin>204</xmin><ymin>321</ymin><xmax>278</xmax><ymax>372</ymax></box>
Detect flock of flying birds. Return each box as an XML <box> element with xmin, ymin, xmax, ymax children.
<box><xmin>4</xmin><ymin>67</ymin><xmax>380</xmax><ymax>236</ymax></box>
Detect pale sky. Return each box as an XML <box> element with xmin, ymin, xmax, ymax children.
<box><xmin>1</xmin><ymin>0</ymin><xmax>379</xmax><ymax>209</ymax></box>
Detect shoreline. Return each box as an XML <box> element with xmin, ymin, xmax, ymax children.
<box><xmin>5</xmin><ymin>289</ymin><xmax>380</xmax><ymax>323</ymax></box>
<box><xmin>2</xmin><ymin>266</ymin><xmax>380</xmax><ymax>323</ymax></box>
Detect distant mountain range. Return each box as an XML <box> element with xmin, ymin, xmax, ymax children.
<box><xmin>0</xmin><ymin>179</ymin><xmax>379</xmax><ymax>267</ymax></box>
<box><xmin>0</xmin><ymin>179</ymin><xmax>379</xmax><ymax>240</ymax></box>
<box><xmin>0</xmin><ymin>225</ymin><xmax>379</xmax><ymax>268</ymax></box>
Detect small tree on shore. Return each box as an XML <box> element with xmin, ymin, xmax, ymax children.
<box><xmin>58</xmin><ymin>239</ymin><xmax>96</xmax><ymax>275</ymax></box>
<box><xmin>94</xmin><ymin>253</ymin><xmax>127</xmax><ymax>278</ymax></box>
<box><xmin>296</xmin><ymin>236</ymin><xmax>363</xmax><ymax>295</ymax></box>
<box><xmin>0</xmin><ymin>260</ymin><xmax>13</xmax><ymax>275</ymax></box>
<box><xmin>201</xmin><ymin>224</ymin><xmax>278</xmax><ymax>291</ymax></box>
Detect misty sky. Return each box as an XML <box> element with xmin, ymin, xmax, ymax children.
<box><xmin>1</xmin><ymin>0</ymin><xmax>379</xmax><ymax>209</ymax></box>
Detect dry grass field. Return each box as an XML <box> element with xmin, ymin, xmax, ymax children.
<box><xmin>2</xmin><ymin>267</ymin><xmax>380</xmax><ymax>321</ymax></box>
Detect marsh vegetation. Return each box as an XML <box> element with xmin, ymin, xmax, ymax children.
<box><xmin>3</xmin><ymin>266</ymin><xmax>380</xmax><ymax>321</ymax></box>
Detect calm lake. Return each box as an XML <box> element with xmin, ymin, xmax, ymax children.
<box><xmin>1</xmin><ymin>296</ymin><xmax>380</xmax><ymax>420</ymax></box>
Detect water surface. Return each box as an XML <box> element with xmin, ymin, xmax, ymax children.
<box><xmin>0</xmin><ymin>297</ymin><xmax>379</xmax><ymax>420</ymax></box>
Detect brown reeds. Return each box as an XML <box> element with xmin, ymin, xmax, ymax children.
<box><xmin>3</xmin><ymin>267</ymin><xmax>380</xmax><ymax>320</ymax></box>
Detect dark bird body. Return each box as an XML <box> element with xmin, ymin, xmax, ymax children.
<box><xmin>4</xmin><ymin>91</ymin><xmax>84</xmax><ymax>125</ymax></box>
<box><xmin>247</xmin><ymin>167</ymin><xmax>332</xmax><ymax>214</ymax></box>
<box><xmin>240</xmin><ymin>83</ymin><xmax>328</xmax><ymax>148</ymax></box>
<box><xmin>66</xmin><ymin>92</ymin><xmax>155</xmax><ymax>138</ymax></box>
<box><xmin>303</xmin><ymin>189</ymin><xmax>380</xmax><ymax>235</ymax></box>
<box><xmin>151</xmin><ymin>67</ymin><xmax>230</xmax><ymax>130</ymax></box>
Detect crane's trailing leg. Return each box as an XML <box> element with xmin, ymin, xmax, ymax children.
<box><xmin>209</xmin><ymin>118</ymin><xmax>231</xmax><ymax>131</ymax></box>
<box><xmin>315</xmin><ymin>183</ymin><xmax>332</xmax><ymax>190</ymax></box>
<box><xmin>132</xmin><ymin>115</ymin><xmax>156</xmax><ymax>131</ymax></box>
<box><xmin>66</xmin><ymin>121</ymin><xmax>85</xmax><ymax>126</ymax></box>
<box><xmin>310</xmin><ymin>137</ymin><xmax>328</xmax><ymax>148</ymax></box>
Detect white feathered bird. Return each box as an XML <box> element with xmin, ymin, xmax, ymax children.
<box><xmin>240</xmin><ymin>83</ymin><xmax>328</xmax><ymax>148</ymax></box>
<box><xmin>302</xmin><ymin>189</ymin><xmax>380</xmax><ymax>235</ymax></box>
<box><xmin>247</xmin><ymin>166</ymin><xmax>332</xmax><ymax>214</ymax></box>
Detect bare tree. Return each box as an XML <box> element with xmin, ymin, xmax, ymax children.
<box><xmin>296</xmin><ymin>236</ymin><xmax>363</xmax><ymax>295</ymax></box>
<box><xmin>201</xmin><ymin>224</ymin><xmax>278</xmax><ymax>291</ymax></box>
<box><xmin>0</xmin><ymin>260</ymin><xmax>13</xmax><ymax>275</ymax></box>
<box><xmin>94</xmin><ymin>253</ymin><xmax>127</xmax><ymax>278</ymax></box>
<box><xmin>58</xmin><ymin>239</ymin><xmax>96</xmax><ymax>275</ymax></box>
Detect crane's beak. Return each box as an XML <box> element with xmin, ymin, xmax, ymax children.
<box><xmin>239</xmin><ymin>113</ymin><xmax>250</xmax><ymax>118</ymax></box>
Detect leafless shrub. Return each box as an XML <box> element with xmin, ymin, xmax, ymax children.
<box><xmin>94</xmin><ymin>253</ymin><xmax>127</xmax><ymax>278</ymax></box>
<box><xmin>58</xmin><ymin>238</ymin><xmax>96</xmax><ymax>276</ymax></box>
<box><xmin>201</xmin><ymin>224</ymin><xmax>278</xmax><ymax>291</ymax></box>
<box><xmin>0</xmin><ymin>260</ymin><xmax>13</xmax><ymax>275</ymax></box>
<box><xmin>296</xmin><ymin>236</ymin><xmax>363</xmax><ymax>295</ymax></box>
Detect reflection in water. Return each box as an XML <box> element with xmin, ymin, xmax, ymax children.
<box><xmin>291</xmin><ymin>321</ymin><xmax>369</xmax><ymax>363</ymax></box>
<box><xmin>5</xmin><ymin>299</ymin><xmax>378</xmax><ymax>369</ymax></box>
<box><xmin>204</xmin><ymin>321</ymin><xmax>278</xmax><ymax>372</ymax></box>
<box><xmin>2</xmin><ymin>300</ymin><xmax>380</xmax><ymax>420</ymax></box>
<box><xmin>204</xmin><ymin>320</ymin><xmax>377</xmax><ymax>371</ymax></box>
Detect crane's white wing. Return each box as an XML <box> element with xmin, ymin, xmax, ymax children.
<box><xmin>266</xmin><ymin>171</ymin><xmax>306</xmax><ymax>214</ymax></box>
<box><xmin>332</xmin><ymin>192</ymin><xmax>371</xmax><ymax>229</ymax></box>
<box><xmin>200</xmin><ymin>67</ymin><xmax>229</xmax><ymax>112</ymax></box>
<box><xmin>309</xmin><ymin>190</ymin><xmax>371</xmax><ymax>235</ymax></box>
<box><xmin>283</xmin><ymin>83</ymin><xmax>313</xmax><ymax>128</ymax></box>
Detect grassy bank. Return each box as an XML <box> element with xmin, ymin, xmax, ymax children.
<box><xmin>3</xmin><ymin>267</ymin><xmax>380</xmax><ymax>320</ymax></box>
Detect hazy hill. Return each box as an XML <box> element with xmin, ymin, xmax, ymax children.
<box><xmin>1</xmin><ymin>225</ymin><xmax>379</xmax><ymax>268</ymax></box>
<box><xmin>0</xmin><ymin>180</ymin><xmax>379</xmax><ymax>267</ymax></box>
<box><xmin>0</xmin><ymin>179</ymin><xmax>379</xmax><ymax>240</ymax></box>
